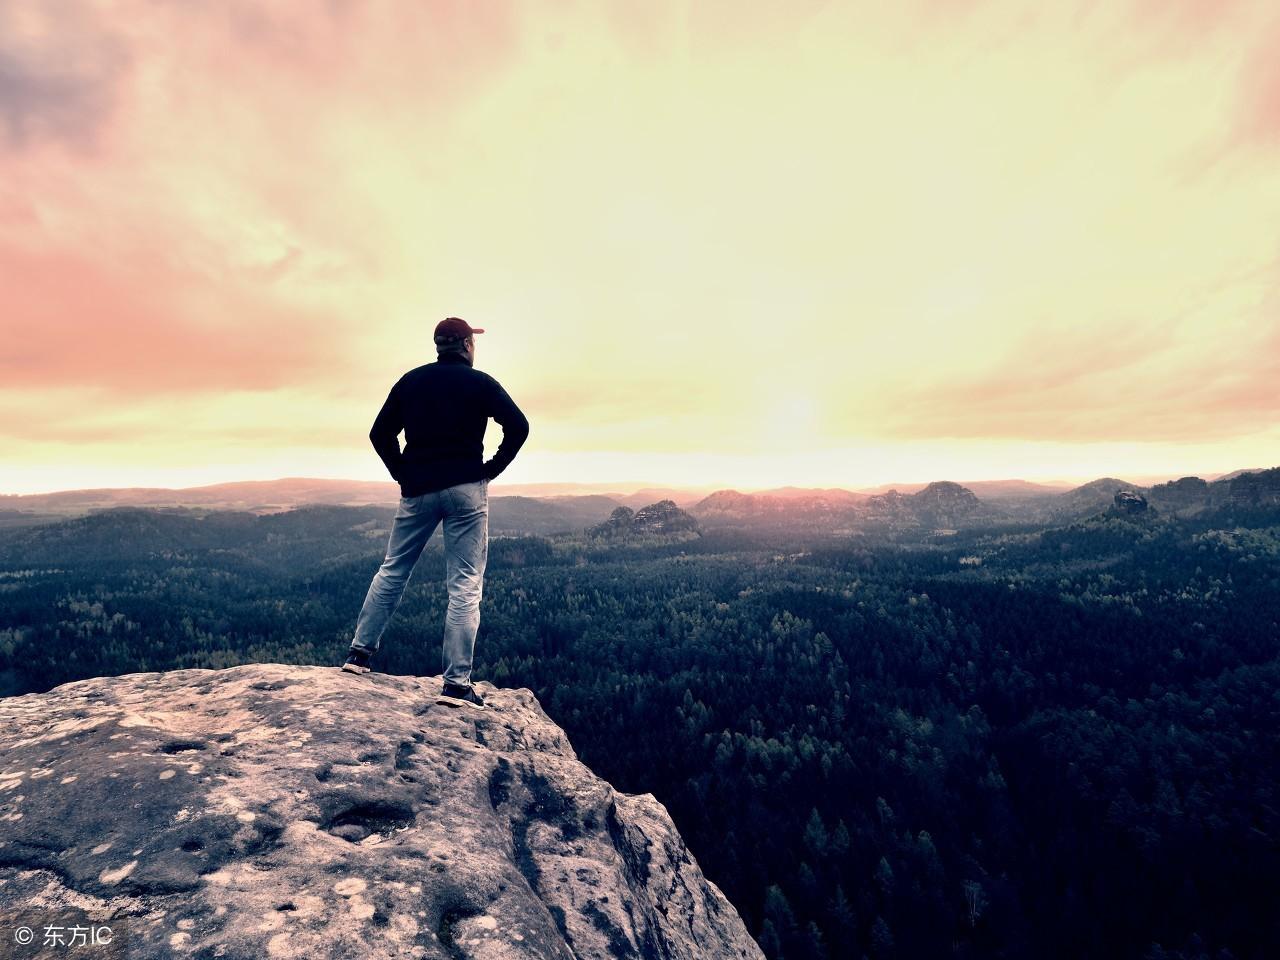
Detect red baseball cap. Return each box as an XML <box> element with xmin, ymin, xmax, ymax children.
<box><xmin>434</xmin><ymin>317</ymin><xmax>485</xmax><ymax>342</ymax></box>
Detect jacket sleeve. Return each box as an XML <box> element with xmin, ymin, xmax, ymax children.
<box><xmin>369</xmin><ymin>380</ymin><xmax>405</xmax><ymax>482</ymax></box>
<box><xmin>482</xmin><ymin>378</ymin><xmax>529</xmax><ymax>480</ymax></box>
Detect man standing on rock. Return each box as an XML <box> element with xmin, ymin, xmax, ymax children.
<box><xmin>343</xmin><ymin>317</ymin><xmax>529</xmax><ymax>711</ymax></box>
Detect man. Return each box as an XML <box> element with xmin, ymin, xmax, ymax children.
<box><xmin>342</xmin><ymin>317</ymin><xmax>529</xmax><ymax>711</ymax></box>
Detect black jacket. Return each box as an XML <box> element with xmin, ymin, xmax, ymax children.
<box><xmin>369</xmin><ymin>353</ymin><xmax>529</xmax><ymax>497</ymax></box>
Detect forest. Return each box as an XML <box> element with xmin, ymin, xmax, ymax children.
<box><xmin>1</xmin><ymin>500</ymin><xmax>1277</xmax><ymax>960</ymax></box>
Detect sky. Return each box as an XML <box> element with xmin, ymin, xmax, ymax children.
<box><xmin>2</xmin><ymin>0</ymin><xmax>1278</xmax><ymax>495</ymax></box>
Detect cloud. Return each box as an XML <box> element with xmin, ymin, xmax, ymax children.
<box><xmin>3</xmin><ymin>0</ymin><xmax>1280</xmax><ymax>490</ymax></box>
<box><xmin>1234</xmin><ymin>12</ymin><xmax>1280</xmax><ymax>149</ymax></box>
<box><xmin>0</xmin><ymin>2</ymin><xmax>130</xmax><ymax>151</ymax></box>
<box><xmin>0</xmin><ymin>241</ymin><xmax>357</xmax><ymax>396</ymax></box>
<box><xmin>873</xmin><ymin>277</ymin><xmax>1280</xmax><ymax>443</ymax></box>
<box><xmin>0</xmin><ymin>383</ymin><xmax>371</xmax><ymax>448</ymax></box>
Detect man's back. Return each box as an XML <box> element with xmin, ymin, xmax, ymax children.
<box><xmin>370</xmin><ymin>352</ymin><xmax>529</xmax><ymax>497</ymax></box>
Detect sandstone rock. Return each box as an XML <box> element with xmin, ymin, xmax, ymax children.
<box><xmin>588</xmin><ymin>501</ymin><xmax>697</xmax><ymax>539</ymax></box>
<box><xmin>630</xmin><ymin>501</ymin><xmax>697</xmax><ymax>535</ymax></box>
<box><xmin>0</xmin><ymin>664</ymin><xmax>762</xmax><ymax>960</ymax></box>
<box><xmin>1113</xmin><ymin>489</ymin><xmax>1148</xmax><ymax>514</ymax></box>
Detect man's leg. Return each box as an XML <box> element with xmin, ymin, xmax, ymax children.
<box><xmin>351</xmin><ymin>493</ymin><xmax>443</xmax><ymax>655</ymax></box>
<box><xmin>440</xmin><ymin>478</ymin><xmax>489</xmax><ymax>687</ymax></box>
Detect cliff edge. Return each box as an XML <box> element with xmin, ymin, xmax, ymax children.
<box><xmin>0</xmin><ymin>663</ymin><xmax>762</xmax><ymax>960</ymax></box>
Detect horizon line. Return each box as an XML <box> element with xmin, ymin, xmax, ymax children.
<box><xmin>2</xmin><ymin>466</ymin><xmax>1269</xmax><ymax>500</ymax></box>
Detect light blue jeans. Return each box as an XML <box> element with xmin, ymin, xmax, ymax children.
<box><xmin>350</xmin><ymin>478</ymin><xmax>489</xmax><ymax>687</ymax></box>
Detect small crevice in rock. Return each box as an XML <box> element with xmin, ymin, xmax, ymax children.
<box><xmin>393</xmin><ymin>741</ymin><xmax>415</xmax><ymax>770</ymax></box>
<box><xmin>319</xmin><ymin>797</ymin><xmax>415</xmax><ymax>844</ymax></box>
<box><xmin>159</xmin><ymin>739</ymin><xmax>208</xmax><ymax>754</ymax></box>
<box><xmin>487</xmin><ymin>757</ymin><xmax>511</xmax><ymax>811</ymax></box>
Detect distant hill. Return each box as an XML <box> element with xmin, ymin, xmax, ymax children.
<box><xmin>860</xmin><ymin>481</ymin><xmax>1004</xmax><ymax>529</ymax></box>
<box><xmin>854</xmin><ymin>478</ymin><xmax>1072</xmax><ymax>497</ymax></box>
<box><xmin>0</xmin><ymin>505</ymin><xmax>383</xmax><ymax>567</ymax></box>
<box><xmin>693</xmin><ymin>481</ymin><xmax>1001</xmax><ymax>531</ymax></box>
<box><xmin>906</xmin><ymin>480</ymin><xmax>990</xmax><ymax>527</ymax></box>
<box><xmin>0</xmin><ymin>479</ymin><xmax>623</xmax><ymax>536</ymax></box>
<box><xmin>690</xmin><ymin>489</ymin><xmax>866</xmax><ymax>531</ymax></box>
<box><xmin>1050</xmin><ymin>477</ymin><xmax>1144</xmax><ymax>519</ymax></box>
<box><xmin>3</xmin><ymin>469</ymin><xmax>1275</xmax><ymax>534</ymax></box>
<box><xmin>1047</xmin><ymin>468</ymin><xmax>1280</xmax><ymax>520</ymax></box>
<box><xmin>741</xmin><ymin>485</ymin><xmax>867</xmax><ymax>504</ymax></box>
<box><xmin>1208</xmin><ymin>466</ymin><xmax>1269</xmax><ymax>482</ymax></box>
<box><xmin>1222</xmin><ymin>467</ymin><xmax>1280</xmax><ymax>506</ymax></box>
<box><xmin>963</xmin><ymin>479</ymin><xmax>1075</xmax><ymax>498</ymax></box>
<box><xmin>0</xmin><ymin>479</ymin><xmax>688</xmax><ymax>523</ymax></box>
<box><xmin>489</xmin><ymin>495</ymin><xmax>622</xmax><ymax>535</ymax></box>
<box><xmin>0</xmin><ymin>478</ymin><xmax>400</xmax><ymax>516</ymax></box>
<box><xmin>486</xmin><ymin>483</ymin><xmax>713</xmax><ymax>508</ymax></box>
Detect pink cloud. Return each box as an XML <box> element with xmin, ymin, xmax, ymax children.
<box><xmin>876</xmin><ymin>312</ymin><xmax>1280</xmax><ymax>444</ymax></box>
<box><xmin>1235</xmin><ymin>14</ymin><xmax>1280</xmax><ymax>148</ymax></box>
<box><xmin>0</xmin><ymin>242</ymin><xmax>346</xmax><ymax>395</ymax></box>
<box><xmin>0</xmin><ymin>1</ymin><xmax>131</xmax><ymax>152</ymax></box>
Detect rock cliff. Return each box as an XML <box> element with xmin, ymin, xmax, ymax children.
<box><xmin>0</xmin><ymin>664</ymin><xmax>763</xmax><ymax>960</ymax></box>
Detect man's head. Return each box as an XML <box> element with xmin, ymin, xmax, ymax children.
<box><xmin>434</xmin><ymin>316</ymin><xmax>485</xmax><ymax>365</ymax></box>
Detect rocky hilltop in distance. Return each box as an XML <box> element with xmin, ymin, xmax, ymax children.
<box><xmin>865</xmin><ymin>480</ymin><xmax>990</xmax><ymax>527</ymax></box>
<box><xmin>0</xmin><ymin>664</ymin><xmax>762</xmax><ymax>960</ymax></box>
<box><xmin>589</xmin><ymin>500</ymin><xmax>699</xmax><ymax>539</ymax></box>
<box><xmin>1057</xmin><ymin>467</ymin><xmax>1280</xmax><ymax>520</ymax></box>
<box><xmin>691</xmin><ymin>481</ymin><xmax>997</xmax><ymax>531</ymax></box>
<box><xmin>691</xmin><ymin>489</ymin><xmax>864</xmax><ymax>524</ymax></box>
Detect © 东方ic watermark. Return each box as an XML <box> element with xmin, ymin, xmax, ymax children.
<box><xmin>1</xmin><ymin>912</ymin><xmax>131</xmax><ymax>958</ymax></box>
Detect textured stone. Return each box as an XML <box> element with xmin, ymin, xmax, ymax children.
<box><xmin>0</xmin><ymin>663</ymin><xmax>763</xmax><ymax>960</ymax></box>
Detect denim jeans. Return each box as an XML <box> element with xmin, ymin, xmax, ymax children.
<box><xmin>350</xmin><ymin>478</ymin><xmax>489</xmax><ymax>687</ymax></box>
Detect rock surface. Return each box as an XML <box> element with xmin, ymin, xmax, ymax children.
<box><xmin>0</xmin><ymin>664</ymin><xmax>763</xmax><ymax>960</ymax></box>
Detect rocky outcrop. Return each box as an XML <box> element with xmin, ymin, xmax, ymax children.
<box><xmin>1112</xmin><ymin>489</ymin><xmax>1149</xmax><ymax>515</ymax></box>
<box><xmin>589</xmin><ymin>501</ymin><xmax>698</xmax><ymax>539</ymax></box>
<box><xmin>630</xmin><ymin>501</ymin><xmax>697</xmax><ymax>535</ymax></box>
<box><xmin>0</xmin><ymin>664</ymin><xmax>761</xmax><ymax>960</ymax></box>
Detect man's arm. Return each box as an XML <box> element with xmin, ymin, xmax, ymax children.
<box><xmin>369</xmin><ymin>380</ymin><xmax>405</xmax><ymax>482</ymax></box>
<box><xmin>482</xmin><ymin>379</ymin><xmax>529</xmax><ymax>481</ymax></box>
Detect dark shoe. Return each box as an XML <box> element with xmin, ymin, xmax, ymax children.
<box><xmin>436</xmin><ymin>682</ymin><xmax>485</xmax><ymax>710</ymax></box>
<box><xmin>342</xmin><ymin>647</ymin><xmax>373</xmax><ymax>674</ymax></box>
